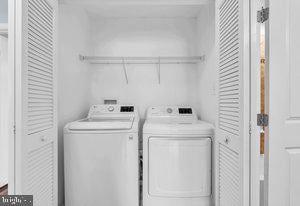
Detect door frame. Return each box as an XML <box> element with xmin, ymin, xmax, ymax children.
<box><xmin>7</xmin><ymin>0</ymin><xmax>15</xmax><ymax>195</ymax></box>
<box><xmin>1</xmin><ymin>5</ymin><xmax>15</xmax><ymax>195</ymax></box>
<box><xmin>0</xmin><ymin>24</ymin><xmax>9</xmax><ymax>189</ymax></box>
<box><xmin>250</xmin><ymin>0</ymin><xmax>263</xmax><ymax>206</ymax></box>
<box><xmin>263</xmin><ymin>1</ymin><xmax>270</xmax><ymax>206</ymax></box>
<box><xmin>6</xmin><ymin>0</ymin><xmax>262</xmax><ymax>204</ymax></box>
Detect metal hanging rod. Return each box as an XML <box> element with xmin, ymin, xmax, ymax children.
<box><xmin>79</xmin><ymin>55</ymin><xmax>205</xmax><ymax>64</ymax></box>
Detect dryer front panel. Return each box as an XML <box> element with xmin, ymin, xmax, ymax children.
<box><xmin>148</xmin><ymin>137</ymin><xmax>211</xmax><ymax>198</ymax></box>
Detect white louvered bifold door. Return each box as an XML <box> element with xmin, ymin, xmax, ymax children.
<box><xmin>12</xmin><ymin>0</ymin><xmax>58</xmax><ymax>205</ymax></box>
<box><xmin>215</xmin><ymin>0</ymin><xmax>250</xmax><ymax>206</ymax></box>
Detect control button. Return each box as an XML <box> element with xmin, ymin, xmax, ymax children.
<box><xmin>108</xmin><ymin>106</ymin><xmax>114</xmax><ymax>112</ymax></box>
<box><xmin>167</xmin><ymin>108</ymin><xmax>173</xmax><ymax>113</ymax></box>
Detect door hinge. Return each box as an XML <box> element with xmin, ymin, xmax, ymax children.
<box><xmin>257</xmin><ymin>7</ymin><xmax>269</xmax><ymax>23</ymax></box>
<box><xmin>257</xmin><ymin>114</ymin><xmax>269</xmax><ymax>127</ymax></box>
<box><xmin>13</xmin><ymin>125</ymin><xmax>16</xmax><ymax>134</ymax></box>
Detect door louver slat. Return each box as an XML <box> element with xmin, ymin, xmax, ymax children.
<box><xmin>217</xmin><ymin>0</ymin><xmax>249</xmax><ymax>204</ymax></box>
<box><xmin>218</xmin><ymin>143</ymin><xmax>239</xmax><ymax>206</ymax></box>
<box><xmin>26</xmin><ymin>143</ymin><xmax>54</xmax><ymax>206</ymax></box>
<box><xmin>218</xmin><ymin>0</ymin><xmax>240</xmax><ymax>136</ymax></box>
<box><xmin>27</xmin><ymin>0</ymin><xmax>54</xmax><ymax>136</ymax></box>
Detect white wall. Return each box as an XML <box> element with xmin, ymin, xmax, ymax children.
<box><xmin>0</xmin><ymin>35</ymin><xmax>8</xmax><ymax>187</ymax></box>
<box><xmin>89</xmin><ymin>18</ymin><xmax>200</xmax><ymax>119</ymax></box>
<box><xmin>58</xmin><ymin>6</ymin><xmax>216</xmax><ymax>205</ymax></box>
<box><xmin>196</xmin><ymin>4</ymin><xmax>217</xmax><ymax>125</ymax></box>
<box><xmin>58</xmin><ymin>5</ymin><xmax>91</xmax><ymax>205</ymax></box>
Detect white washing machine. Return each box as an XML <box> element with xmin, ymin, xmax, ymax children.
<box><xmin>64</xmin><ymin>105</ymin><xmax>139</xmax><ymax>206</ymax></box>
<box><xmin>143</xmin><ymin>106</ymin><xmax>214</xmax><ymax>206</ymax></box>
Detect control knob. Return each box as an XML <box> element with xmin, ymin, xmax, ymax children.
<box><xmin>167</xmin><ymin>108</ymin><xmax>173</xmax><ymax>113</ymax></box>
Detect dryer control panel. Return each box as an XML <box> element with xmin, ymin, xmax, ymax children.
<box><xmin>178</xmin><ymin>108</ymin><xmax>193</xmax><ymax>114</ymax></box>
<box><xmin>146</xmin><ymin>106</ymin><xmax>198</xmax><ymax>122</ymax></box>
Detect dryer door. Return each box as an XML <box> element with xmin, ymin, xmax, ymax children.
<box><xmin>148</xmin><ymin>137</ymin><xmax>211</xmax><ymax>198</ymax></box>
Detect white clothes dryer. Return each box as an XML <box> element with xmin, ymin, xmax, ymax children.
<box><xmin>143</xmin><ymin>106</ymin><xmax>214</xmax><ymax>206</ymax></box>
<box><xmin>64</xmin><ymin>105</ymin><xmax>139</xmax><ymax>206</ymax></box>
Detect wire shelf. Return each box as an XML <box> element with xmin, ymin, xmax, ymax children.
<box><xmin>79</xmin><ymin>55</ymin><xmax>204</xmax><ymax>64</ymax></box>
<box><xmin>79</xmin><ymin>55</ymin><xmax>205</xmax><ymax>84</ymax></box>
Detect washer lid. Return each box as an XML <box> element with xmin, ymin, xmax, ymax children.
<box><xmin>67</xmin><ymin>117</ymin><xmax>134</xmax><ymax>130</ymax></box>
<box><xmin>143</xmin><ymin>120</ymin><xmax>214</xmax><ymax>135</ymax></box>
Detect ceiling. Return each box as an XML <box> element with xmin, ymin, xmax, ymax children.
<box><xmin>59</xmin><ymin>0</ymin><xmax>213</xmax><ymax>18</ymax></box>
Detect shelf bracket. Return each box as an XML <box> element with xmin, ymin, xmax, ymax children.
<box><xmin>122</xmin><ymin>58</ymin><xmax>129</xmax><ymax>84</ymax></box>
<box><xmin>157</xmin><ymin>57</ymin><xmax>161</xmax><ymax>84</ymax></box>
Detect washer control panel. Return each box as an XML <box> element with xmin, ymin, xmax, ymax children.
<box><xmin>88</xmin><ymin>105</ymin><xmax>136</xmax><ymax>118</ymax></box>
